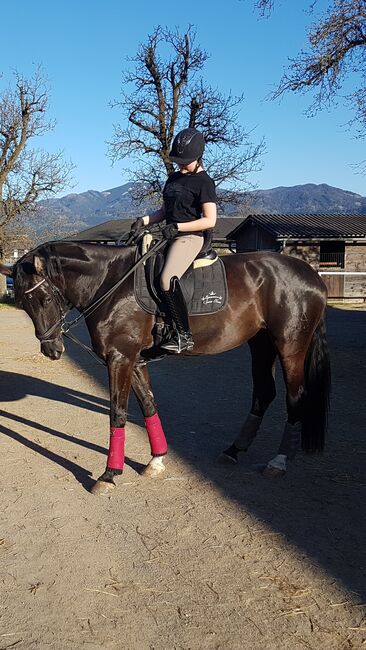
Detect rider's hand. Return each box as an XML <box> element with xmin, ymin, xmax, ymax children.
<box><xmin>128</xmin><ymin>217</ymin><xmax>146</xmax><ymax>244</ymax></box>
<box><xmin>130</xmin><ymin>217</ymin><xmax>145</xmax><ymax>236</ymax></box>
<box><xmin>162</xmin><ymin>223</ymin><xmax>179</xmax><ymax>240</ymax></box>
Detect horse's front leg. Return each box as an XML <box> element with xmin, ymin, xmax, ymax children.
<box><xmin>91</xmin><ymin>351</ymin><xmax>135</xmax><ymax>495</ymax></box>
<box><xmin>131</xmin><ymin>363</ymin><xmax>168</xmax><ymax>478</ymax></box>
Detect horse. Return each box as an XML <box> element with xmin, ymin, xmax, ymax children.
<box><xmin>1</xmin><ymin>239</ymin><xmax>330</xmax><ymax>495</ymax></box>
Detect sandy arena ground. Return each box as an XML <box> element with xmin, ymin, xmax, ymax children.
<box><xmin>0</xmin><ymin>305</ymin><xmax>365</xmax><ymax>649</ymax></box>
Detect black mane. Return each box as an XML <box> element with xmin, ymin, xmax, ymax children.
<box><xmin>13</xmin><ymin>240</ymin><xmax>134</xmax><ymax>295</ymax></box>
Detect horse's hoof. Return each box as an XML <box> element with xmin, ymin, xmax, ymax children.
<box><xmin>218</xmin><ymin>451</ymin><xmax>239</xmax><ymax>464</ymax></box>
<box><xmin>259</xmin><ymin>464</ymin><xmax>286</xmax><ymax>479</ymax></box>
<box><xmin>141</xmin><ymin>456</ymin><xmax>166</xmax><ymax>478</ymax></box>
<box><xmin>90</xmin><ymin>479</ymin><xmax>116</xmax><ymax>495</ymax></box>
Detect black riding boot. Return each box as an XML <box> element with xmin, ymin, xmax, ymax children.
<box><xmin>160</xmin><ymin>277</ymin><xmax>194</xmax><ymax>353</ymax></box>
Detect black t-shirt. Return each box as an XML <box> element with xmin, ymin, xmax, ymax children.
<box><xmin>163</xmin><ymin>170</ymin><xmax>217</xmax><ymax>228</ymax></box>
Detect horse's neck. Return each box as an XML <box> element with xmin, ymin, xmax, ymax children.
<box><xmin>54</xmin><ymin>243</ymin><xmax>133</xmax><ymax>310</ymax></box>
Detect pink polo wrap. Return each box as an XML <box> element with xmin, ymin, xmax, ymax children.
<box><xmin>144</xmin><ymin>413</ymin><xmax>168</xmax><ymax>456</ymax></box>
<box><xmin>107</xmin><ymin>427</ymin><xmax>125</xmax><ymax>470</ymax></box>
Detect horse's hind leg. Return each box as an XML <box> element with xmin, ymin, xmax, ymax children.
<box><xmin>131</xmin><ymin>363</ymin><xmax>168</xmax><ymax>477</ymax></box>
<box><xmin>263</xmin><ymin>348</ymin><xmax>306</xmax><ymax>478</ymax></box>
<box><xmin>221</xmin><ymin>329</ymin><xmax>277</xmax><ymax>464</ymax></box>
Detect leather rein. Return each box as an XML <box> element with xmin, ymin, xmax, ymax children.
<box><xmin>24</xmin><ymin>232</ymin><xmax>165</xmax><ymax>366</ymax></box>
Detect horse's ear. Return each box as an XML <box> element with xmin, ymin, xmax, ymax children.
<box><xmin>0</xmin><ymin>263</ymin><xmax>13</xmax><ymax>277</ymax></box>
<box><xmin>33</xmin><ymin>255</ymin><xmax>45</xmax><ymax>275</ymax></box>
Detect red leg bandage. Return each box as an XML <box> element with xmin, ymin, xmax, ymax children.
<box><xmin>107</xmin><ymin>427</ymin><xmax>125</xmax><ymax>470</ymax></box>
<box><xmin>144</xmin><ymin>414</ymin><xmax>168</xmax><ymax>456</ymax></box>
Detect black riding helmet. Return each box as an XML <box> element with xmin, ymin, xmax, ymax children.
<box><xmin>169</xmin><ymin>128</ymin><xmax>205</xmax><ymax>165</ymax></box>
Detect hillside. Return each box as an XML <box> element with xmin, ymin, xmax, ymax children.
<box><xmin>249</xmin><ymin>183</ymin><xmax>366</xmax><ymax>214</ymax></box>
<box><xmin>36</xmin><ymin>182</ymin><xmax>366</xmax><ymax>238</ymax></box>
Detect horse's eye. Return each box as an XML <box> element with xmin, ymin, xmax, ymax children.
<box><xmin>44</xmin><ymin>296</ymin><xmax>52</xmax><ymax>305</ymax></box>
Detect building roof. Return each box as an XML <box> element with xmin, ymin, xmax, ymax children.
<box><xmin>213</xmin><ymin>218</ymin><xmax>244</xmax><ymax>240</ymax></box>
<box><xmin>67</xmin><ymin>219</ymin><xmax>134</xmax><ymax>242</ymax></box>
<box><xmin>228</xmin><ymin>213</ymin><xmax>366</xmax><ymax>240</ymax></box>
<box><xmin>67</xmin><ymin>217</ymin><xmax>243</xmax><ymax>242</ymax></box>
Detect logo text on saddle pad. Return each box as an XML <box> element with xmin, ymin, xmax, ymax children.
<box><xmin>201</xmin><ymin>291</ymin><xmax>223</xmax><ymax>306</ymax></box>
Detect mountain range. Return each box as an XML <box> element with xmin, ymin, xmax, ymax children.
<box><xmin>39</xmin><ymin>182</ymin><xmax>366</xmax><ymax>237</ymax></box>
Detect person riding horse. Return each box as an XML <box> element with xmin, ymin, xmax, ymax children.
<box><xmin>130</xmin><ymin>128</ymin><xmax>217</xmax><ymax>354</ymax></box>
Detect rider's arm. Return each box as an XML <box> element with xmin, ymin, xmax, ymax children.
<box><xmin>142</xmin><ymin>206</ymin><xmax>165</xmax><ymax>225</ymax></box>
<box><xmin>176</xmin><ymin>202</ymin><xmax>217</xmax><ymax>233</ymax></box>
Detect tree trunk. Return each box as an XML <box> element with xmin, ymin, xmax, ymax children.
<box><xmin>0</xmin><ymin>271</ymin><xmax>8</xmax><ymax>301</ymax></box>
<box><xmin>0</xmin><ymin>246</ymin><xmax>8</xmax><ymax>302</ymax></box>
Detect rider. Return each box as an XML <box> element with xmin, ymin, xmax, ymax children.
<box><xmin>131</xmin><ymin>128</ymin><xmax>217</xmax><ymax>354</ymax></box>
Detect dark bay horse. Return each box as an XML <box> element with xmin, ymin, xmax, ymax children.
<box><xmin>1</xmin><ymin>240</ymin><xmax>330</xmax><ymax>494</ymax></box>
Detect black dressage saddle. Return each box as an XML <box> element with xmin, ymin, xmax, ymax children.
<box><xmin>134</xmin><ymin>235</ymin><xmax>228</xmax><ymax>316</ymax></box>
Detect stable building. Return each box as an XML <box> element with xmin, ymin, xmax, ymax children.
<box><xmin>228</xmin><ymin>213</ymin><xmax>366</xmax><ymax>300</ymax></box>
<box><xmin>67</xmin><ymin>217</ymin><xmax>243</xmax><ymax>252</ymax></box>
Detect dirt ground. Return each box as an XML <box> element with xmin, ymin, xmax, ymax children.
<box><xmin>0</xmin><ymin>305</ymin><xmax>365</xmax><ymax>650</ymax></box>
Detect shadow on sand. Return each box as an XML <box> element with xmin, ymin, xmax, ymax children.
<box><xmin>1</xmin><ymin>307</ymin><xmax>365</xmax><ymax>598</ymax></box>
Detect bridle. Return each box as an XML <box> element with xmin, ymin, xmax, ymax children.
<box><xmin>21</xmin><ymin>232</ymin><xmax>166</xmax><ymax>364</ymax></box>
<box><xmin>24</xmin><ymin>276</ymin><xmax>71</xmax><ymax>345</ymax></box>
<box><xmin>24</xmin><ymin>279</ymin><xmax>46</xmax><ymax>294</ymax></box>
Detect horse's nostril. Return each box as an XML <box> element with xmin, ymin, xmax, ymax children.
<box><xmin>40</xmin><ymin>343</ymin><xmax>63</xmax><ymax>360</ymax></box>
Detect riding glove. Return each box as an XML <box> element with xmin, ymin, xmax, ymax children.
<box><xmin>162</xmin><ymin>223</ymin><xmax>179</xmax><ymax>240</ymax></box>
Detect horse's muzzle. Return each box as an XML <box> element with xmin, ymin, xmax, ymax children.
<box><xmin>41</xmin><ymin>337</ymin><xmax>64</xmax><ymax>360</ymax></box>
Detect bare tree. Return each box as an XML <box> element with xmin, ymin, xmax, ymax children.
<box><xmin>109</xmin><ymin>26</ymin><xmax>264</xmax><ymax>206</ymax></box>
<box><xmin>255</xmin><ymin>2</ymin><xmax>366</xmax><ymax>141</ymax></box>
<box><xmin>5</xmin><ymin>208</ymin><xmax>88</xmax><ymax>258</ymax></box>
<box><xmin>254</xmin><ymin>0</ymin><xmax>274</xmax><ymax>16</ymax></box>
<box><xmin>0</xmin><ymin>68</ymin><xmax>74</xmax><ymax>284</ymax></box>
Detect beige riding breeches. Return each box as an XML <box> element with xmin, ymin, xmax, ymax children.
<box><xmin>160</xmin><ymin>234</ymin><xmax>204</xmax><ymax>291</ymax></box>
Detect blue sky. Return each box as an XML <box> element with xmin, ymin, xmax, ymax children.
<box><xmin>1</xmin><ymin>0</ymin><xmax>365</xmax><ymax>196</ymax></box>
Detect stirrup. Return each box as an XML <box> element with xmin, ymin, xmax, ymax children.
<box><xmin>160</xmin><ymin>331</ymin><xmax>194</xmax><ymax>354</ymax></box>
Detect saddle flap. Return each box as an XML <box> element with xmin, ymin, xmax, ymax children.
<box><xmin>134</xmin><ymin>248</ymin><xmax>228</xmax><ymax>316</ymax></box>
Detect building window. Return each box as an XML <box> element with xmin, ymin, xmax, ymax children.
<box><xmin>319</xmin><ymin>241</ymin><xmax>345</xmax><ymax>269</ymax></box>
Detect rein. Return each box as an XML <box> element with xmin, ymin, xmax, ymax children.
<box><xmin>32</xmin><ymin>233</ymin><xmax>166</xmax><ymax>365</ymax></box>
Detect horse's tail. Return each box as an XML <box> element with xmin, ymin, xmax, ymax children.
<box><xmin>301</xmin><ymin>316</ymin><xmax>331</xmax><ymax>452</ymax></box>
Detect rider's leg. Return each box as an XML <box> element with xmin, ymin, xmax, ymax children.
<box><xmin>161</xmin><ymin>276</ymin><xmax>193</xmax><ymax>352</ymax></box>
<box><xmin>160</xmin><ymin>235</ymin><xmax>203</xmax><ymax>353</ymax></box>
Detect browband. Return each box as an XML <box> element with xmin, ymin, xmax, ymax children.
<box><xmin>24</xmin><ymin>279</ymin><xmax>46</xmax><ymax>294</ymax></box>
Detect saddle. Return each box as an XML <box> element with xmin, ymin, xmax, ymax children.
<box><xmin>134</xmin><ymin>235</ymin><xmax>228</xmax><ymax>316</ymax></box>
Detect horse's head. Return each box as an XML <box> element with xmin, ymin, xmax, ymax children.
<box><xmin>1</xmin><ymin>251</ymin><xmax>66</xmax><ymax>360</ymax></box>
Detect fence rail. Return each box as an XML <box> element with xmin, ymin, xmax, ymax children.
<box><xmin>318</xmin><ymin>271</ymin><xmax>366</xmax><ymax>302</ymax></box>
<box><xmin>318</xmin><ymin>271</ymin><xmax>365</xmax><ymax>275</ymax></box>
